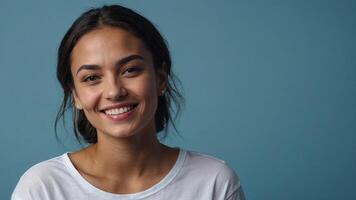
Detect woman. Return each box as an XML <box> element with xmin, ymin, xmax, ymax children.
<box><xmin>12</xmin><ymin>5</ymin><xmax>245</xmax><ymax>200</ymax></box>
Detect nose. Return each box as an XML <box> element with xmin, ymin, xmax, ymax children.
<box><xmin>104</xmin><ymin>78</ymin><xmax>127</xmax><ymax>101</ymax></box>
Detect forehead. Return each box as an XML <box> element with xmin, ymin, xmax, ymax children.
<box><xmin>71</xmin><ymin>26</ymin><xmax>151</xmax><ymax>68</ymax></box>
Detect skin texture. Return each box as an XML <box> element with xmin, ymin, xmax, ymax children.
<box><xmin>68</xmin><ymin>26</ymin><xmax>179</xmax><ymax>194</ymax></box>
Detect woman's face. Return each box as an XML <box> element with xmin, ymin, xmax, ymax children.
<box><xmin>70</xmin><ymin>26</ymin><xmax>166</xmax><ymax>140</ymax></box>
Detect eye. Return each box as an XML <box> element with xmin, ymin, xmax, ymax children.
<box><xmin>83</xmin><ymin>75</ymin><xmax>100</xmax><ymax>82</ymax></box>
<box><xmin>122</xmin><ymin>67</ymin><xmax>142</xmax><ymax>77</ymax></box>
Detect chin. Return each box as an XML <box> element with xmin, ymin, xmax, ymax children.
<box><xmin>104</xmin><ymin>130</ymin><xmax>136</xmax><ymax>138</ymax></box>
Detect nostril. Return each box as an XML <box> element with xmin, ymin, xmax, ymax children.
<box><xmin>119</xmin><ymin>87</ymin><xmax>128</xmax><ymax>96</ymax></box>
<box><xmin>105</xmin><ymin>87</ymin><xmax>128</xmax><ymax>100</ymax></box>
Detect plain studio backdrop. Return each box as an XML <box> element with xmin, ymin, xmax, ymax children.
<box><xmin>1</xmin><ymin>0</ymin><xmax>355</xmax><ymax>199</ymax></box>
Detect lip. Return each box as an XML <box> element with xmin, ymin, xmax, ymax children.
<box><xmin>100</xmin><ymin>103</ymin><xmax>138</xmax><ymax>122</ymax></box>
<box><xmin>99</xmin><ymin>102</ymin><xmax>138</xmax><ymax>112</ymax></box>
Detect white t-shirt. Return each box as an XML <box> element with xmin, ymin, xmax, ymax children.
<box><xmin>12</xmin><ymin>148</ymin><xmax>245</xmax><ymax>200</ymax></box>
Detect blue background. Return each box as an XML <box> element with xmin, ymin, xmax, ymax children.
<box><xmin>1</xmin><ymin>0</ymin><xmax>355</xmax><ymax>199</ymax></box>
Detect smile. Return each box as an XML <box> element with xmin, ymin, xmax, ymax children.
<box><xmin>100</xmin><ymin>103</ymin><xmax>139</xmax><ymax>121</ymax></box>
<box><xmin>104</xmin><ymin>106</ymin><xmax>135</xmax><ymax>116</ymax></box>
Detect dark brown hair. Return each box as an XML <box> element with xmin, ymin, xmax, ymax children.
<box><xmin>55</xmin><ymin>5</ymin><xmax>184</xmax><ymax>143</ymax></box>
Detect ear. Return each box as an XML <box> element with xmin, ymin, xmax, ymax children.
<box><xmin>72</xmin><ymin>89</ymin><xmax>83</xmax><ymax>110</ymax></box>
<box><xmin>156</xmin><ymin>62</ymin><xmax>168</xmax><ymax>96</ymax></box>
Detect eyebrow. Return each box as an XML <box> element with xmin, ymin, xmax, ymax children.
<box><xmin>76</xmin><ymin>54</ymin><xmax>144</xmax><ymax>76</ymax></box>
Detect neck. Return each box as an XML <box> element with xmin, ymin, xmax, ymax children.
<box><xmin>87</xmin><ymin>131</ymin><xmax>168</xmax><ymax>180</ymax></box>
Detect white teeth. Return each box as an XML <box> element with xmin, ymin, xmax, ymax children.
<box><xmin>104</xmin><ymin>106</ymin><xmax>134</xmax><ymax>115</ymax></box>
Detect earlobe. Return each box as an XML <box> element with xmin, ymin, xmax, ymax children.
<box><xmin>160</xmin><ymin>88</ymin><xmax>166</xmax><ymax>96</ymax></box>
<box><xmin>76</xmin><ymin>102</ymin><xmax>83</xmax><ymax>110</ymax></box>
<box><xmin>72</xmin><ymin>90</ymin><xmax>83</xmax><ymax>110</ymax></box>
<box><xmin>157</xmin><ymin>62</ymin><xmax>168</xmax><ymax>96</ymax></box>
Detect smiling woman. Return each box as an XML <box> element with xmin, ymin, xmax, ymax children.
<box><xmin>70</xmin><ymin>27</ymin><xmax>162</xmax><ymax>141</ymax></box>
<box><xmin>11</xmin><ymin>4</ymin><xmax>245</xmax><ymax>200</ymax></box>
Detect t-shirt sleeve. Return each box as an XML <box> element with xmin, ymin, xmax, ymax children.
<box><xmin>11</xmin><ymin>176</ymin><xmax>44</xmax><ymax>200</ymax></box>
<box><xmin>217</xmin><ymin>162</ymin><xmax>246</xmax><ymax>200</ymax></box>
<box><xmin>11</xmin><ymin>165</ymin><xmax>52</xmax><ymax>200</ymax></box>
<box><xmin>225</xmin><ymin>185</ymin><xmax>246</xmax><ymax>200</ymax></box>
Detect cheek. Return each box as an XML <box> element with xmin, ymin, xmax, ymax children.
<box><xmin>76</xmin><ymin>87</ymin><xmax>102</xmax><ymax>110</ymax></box>
<box><xmin>129</xmin><ymin>76</ymin><xmax>158</xmax><ymax>108</ymax></box>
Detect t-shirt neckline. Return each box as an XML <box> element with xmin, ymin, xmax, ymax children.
<box><xmin>62</xmin><ymin>148</ymin><xmax>186</xmax><ymax>199</ymax></box>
